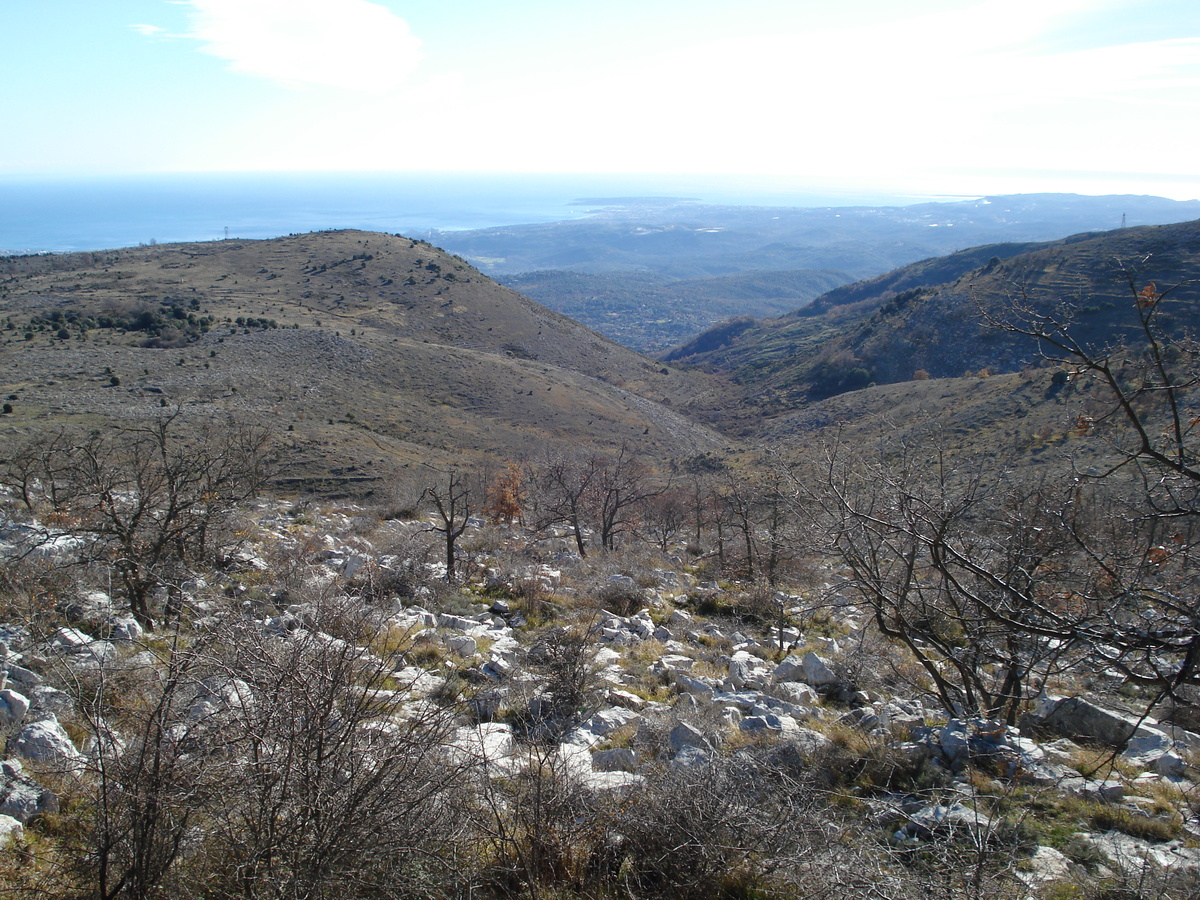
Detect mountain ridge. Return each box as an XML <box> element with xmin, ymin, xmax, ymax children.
<box><xmin>664</xmin><ymin>218</ymin><xmax>1200</xmax><ymax>430</ymax></box>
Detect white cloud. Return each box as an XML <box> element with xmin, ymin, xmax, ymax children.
<box><xmin>180</xmin><ymin>0</ymin><xmax>422</xmax><ymax>91</ymax></box>
<box><xmin>130</xmin><ymin>23</ymin><xmax>167</xmax><ymax>38</ymax></box>
<box><xmin>158</xmin><ymin>0</ymin><xmax>1200</xmax><ymax>190</ymax></box>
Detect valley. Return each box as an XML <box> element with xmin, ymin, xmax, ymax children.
<box><xmin>436</xmin><ymin>192</ymin><xmax>1200</xmax><ymax>351</ymax></box>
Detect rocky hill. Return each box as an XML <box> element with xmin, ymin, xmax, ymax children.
<box><xmin>1</xmin><ymin>222</ymin><xmax>1199</xmax><ymax>900</ymax></box>
<box><xmin>0</xmin><ymin>231</ymin><xmax>728</xmax><ymax>494</ymax></box>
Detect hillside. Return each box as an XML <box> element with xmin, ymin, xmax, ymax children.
<box><xmin>667</xmin><ymin>219</ymin><xmax>1200</xmax><ymax>431</ymax></box>
<box><xmin>0</xmin><ymin>231</ymin><xmax>728</xmax><ymax>494</ymax></box>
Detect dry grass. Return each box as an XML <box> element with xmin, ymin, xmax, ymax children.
<box><xmin>0</xmin><ymin>231</ymin><xmax>724</xmax><ymax>497</ymax></box>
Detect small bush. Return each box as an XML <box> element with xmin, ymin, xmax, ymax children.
<box><xmin>593</xmin><ymin>579</ymin><xmax>646</xmax><ymax>617</ymax></box>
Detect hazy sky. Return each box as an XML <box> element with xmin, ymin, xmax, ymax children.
<box><xmin>5</xmin><ymin>0</ymin><xmax>1199</xmax><ymax>198</ymax></box>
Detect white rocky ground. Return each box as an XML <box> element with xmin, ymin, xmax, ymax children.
<box><xmin>1</xmin><ymin>498</ymin><xmax>1198</xmax><ymax>894</ymax></box>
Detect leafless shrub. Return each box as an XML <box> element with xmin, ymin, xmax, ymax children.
<box><xmin>601</xmin><ymin>756</ymin><xmax>817</xmax><ymax>900</ymax></box>
<box><xmin>525</xmin><ymin>618</ymin><xmax>603</xmax><ymax>734</ymax></box>
<box><xmin>43</xmin><ymin>595</ymin><xmax>475</xmax><ymax>900</ymax></box>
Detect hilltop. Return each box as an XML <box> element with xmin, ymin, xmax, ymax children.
<box><xmin>0</xmin><ymin>231</ymin><xmax>727</xmax><ymax>494</ymax></box>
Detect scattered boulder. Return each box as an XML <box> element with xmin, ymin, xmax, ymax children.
<box><xmin>593</xmin><ymin>647</ymin><xmax>621</xmax><ymax>668</ymax></box>
<box><xmin>450</xmin><ymin>723</ymin><xmax>517</xmax><ymax>769</ymax></box>
<box><xmin>800</xmin><ymin>652</ymin><xmax>839</xmax><ymax>686</ymax></box>
<box><xmin>788</xmin><ymin>726</ymin><xmax>835</xmax><ymax>757</ymax></box>
<box><xmin>109</xmin><ymin>615</ymin><xmax>144</xmax><ymax>643</ymax></box>
<box><xmin>392</xmin><ymin>667</ymin><xmax>447</xmax><ymax>698</ymax></box>
<box><xmin>771</xmin><ymin>655</ymin><xmax>806</xmax><ymax>683</ymax></box>
<box><xmin>768</xmin><ymin>681</ymin><xmax>819</xmax><ymax>706</ymax></box>
<box><xmin>674</xmin><ymin>671</ymin><xmax>716</xmax><ymax>699</ymax></box>
<box><xmin>577</xmin><ymin>769</ymin><xmax>645</xmax><ymax>795</ymax></box>
<box><xmin>667</xmin><ymin>609</ymin><xmax>693</xmax><ymax>627</ymax></box>
<box><xmin>9</xmin><ymin>718</ymin><xmax>83</xmax><ymax>766</ymax></box>
<box><xmin>606</xmin><ymin>688</ymin><xmax>646</xmax><ymax>710</ymax></box>
<box><xmin>671</xmin><ymin>744</ymin><xmax>714</xmax><ymax>768</ymax></box>
<box><xmin>1029</xmin><ymin>695</ymin><xmax>1182</xmax><ymax>773</ymax></box>
<box><xmin>0</xmin><ymin>690</ymin><xmax>29</xmax><ymax>731</ymax></box>
<box><xmin>1033</xmin><ymin>695</ymin><xmax>1157</xmax><ymax>748</ymax></box>
<box><xmin>669</xmin><ymin>721</ymin><xmax>714</xmax><ymax>754</ymax></box>
<box><xmin>711</xmin><ymin>691</ymin><xmax>764</xmax><ymax>712</ymax></box>
<box><xmin>45</xmin><ymin>627</ymin><xmax>116</xmax><ymax>669</ymax></box>
<box><xmin>444</xmin><ymin>634</ymin><xmax>477</xmax><ymax>657</ymax></box>
<box><xmin>4</xmin><ymin>665</ymin><xmax>42</xmax><ymax>693</ymax></box>
<box><xmin>740</xmin><ymin>714</ymin><xmax>800</xmax><ymax>737</ymax></box>
<box><xmin>0</xmin><ymin>814</ymin><xmax>22</xmax><ymax>844</ymax></box>
<box><xmin>49</xmin><ymin>627</ymin><xmax>96</xmax><ymax>653</ymax></box>
<box><xmin>727</xmin><ymin>651</ymin><xmax>770</xmax><ymax>690</ymax></box>
<box><xmin>481</xmin><ymin>658</ymin><xmax>512</xmax><ymax>681</ymax></box>
<box><xmin>1062</xmin><ymin>777</ymin><xmax>1125</xmax><ymax>802</ymax></box>
<box><xmin>0</xmin><ymin>626</ymin><xmax>31</xmax><ymax>653</ymax></box>
<box><xmin>773</xmin><ymin>651</ymin><xmax>839</xmax><ymax>687</ymax></box>
<box><xmin>1080</xmin><ymin>830</ymin><xmax>1200</xmax><ymax>880</ymax></box>
<box><xmin>437</xmin><ymin>613</ymin><xmax>482</xmax><ymax>633</ymax></box>
<box><xmin>0</xmin><ymin>759</ymin><xmax>59</xmax><ymax>821</ymax></box>
<box><xmin>581</xmin><ymin>707</ymin><xmax>641</xmax><ymax>737</ymax></box>
<box><xmin>899</xmin><ymin>803</ymin><xmax>995</xmax><ymax>841</ymax></box>
<box><xmin>1151</xmin><ymin>750</ymin><xmax>1187</xmax><ymax>778</ymax></box>
<box><xmin>27</xmin><ymin>684</ymin><xmax>73</xmax><ymax>717</ymax></box>
<box><xmin>592</xmin><ymin>747</ymin><xmax>639</xmax><ymax>772</ymax></box>
<box><xmin>188</xmin><ymin>676</ymin><xmax>255</xmax><ymax>722</ymax></box>
<box><xmin>1018</xmin><ymin>846</ymin><xmax>1076</xmax><ymax>890</ymax></box>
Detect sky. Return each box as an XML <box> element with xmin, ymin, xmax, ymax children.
<box><xmin>3</xmin><ymin>0</ymin><xmax>1199</xmax><ymax>199</ymax></box>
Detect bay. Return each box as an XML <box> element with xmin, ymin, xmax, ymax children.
<box><xmin>0</xmin><ymin>171</ymin><xmax>939</xmax><ymax>255</ymax></box>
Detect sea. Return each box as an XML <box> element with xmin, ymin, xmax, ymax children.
<box><xmin>0</xmin><ymin>171</ymin><xmax>948</xmax><ymax>256</ymax></box>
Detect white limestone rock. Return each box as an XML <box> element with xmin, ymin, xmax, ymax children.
<box><xmin>0</xmin><ymin>759</ymin><xmax>59</xmax><ymax>821</ymax></box>
<box><xmin>9</xmin><ymin>718</ymin><xmax>83</xmax><ymax>766</ymax></box>
<box><xmin>740</xmin><ymin>714</ymin><xmax>800</xmax><ymax>737</ymax></box>
<box><xmin>444</xmin><ymin>634</ymin><xmax>477</xmax><ymax>657</ymax></box>
<box><xmin>0</xmin><ymin>689</ymin><xmax>30</xmax><ymax>731</ymax></box>
<box><xmin>0</xmin><ymin>815</ymin><xmax>22</xmax><ymax>845</ymax></box>
<box><xmin>592</xmin><ymin>747</ymin><xmax>639</xmax><ymax>772</ymax></box>
<box><xmin>669</xmin><ymin>721</ymin><xmax>714</xmax><ymax>753</ymax></box>
<box><xmin>800</xmin><ymin>651</ymin><xmax>839</xmax><ymax>687</ymax></box>
<box><xmin>769</xmin><ymin>681</ymin><xmax>819</xmax><ymax>706</ymax></box>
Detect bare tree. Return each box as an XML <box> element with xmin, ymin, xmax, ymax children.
<box><xmin>594</xmin><ymin>444</ymin><xmax>661</xmax><ymax>552</ymax></box>
<box><xmin>819</xmin><ymin>273</ymin><xmax>1200</xmax><ymax>722</ymax></box>
<box><xmin>639</xmin><ymin>487</ymin><xmax>687</xmax><ymax>554</ymax></box>
<box><xmin>0</xmin><ymin>412</ymin><xmax>275</xmax><ymax>628</ymax></box>
<box><xmin>529</xmin><ymin>452</ymin><xmax>601</xmax><ymax>557</ymax></box>
<box><xmin>199</xmin><ymin>599</ymin><xmax>473</xmax><ymax>899</ymax></box>
<box><xmin>70</xmin><ymin>632</ymin><xmax>223</xmax><ymax>900</ymax></box>
<box><xmin>421</xmin><ymin>467</ymin><xmax>473</xmax><ymax>582</ymax></box>
<box><xmin>819</xmin><ymin>444</ymin><xmax>1087</xmax><ymax>722</ymax></box>
<box><xmin>994</xmin><ymin>273</ymin><xmax>1200</xmax><ymax>707</ymax></box>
